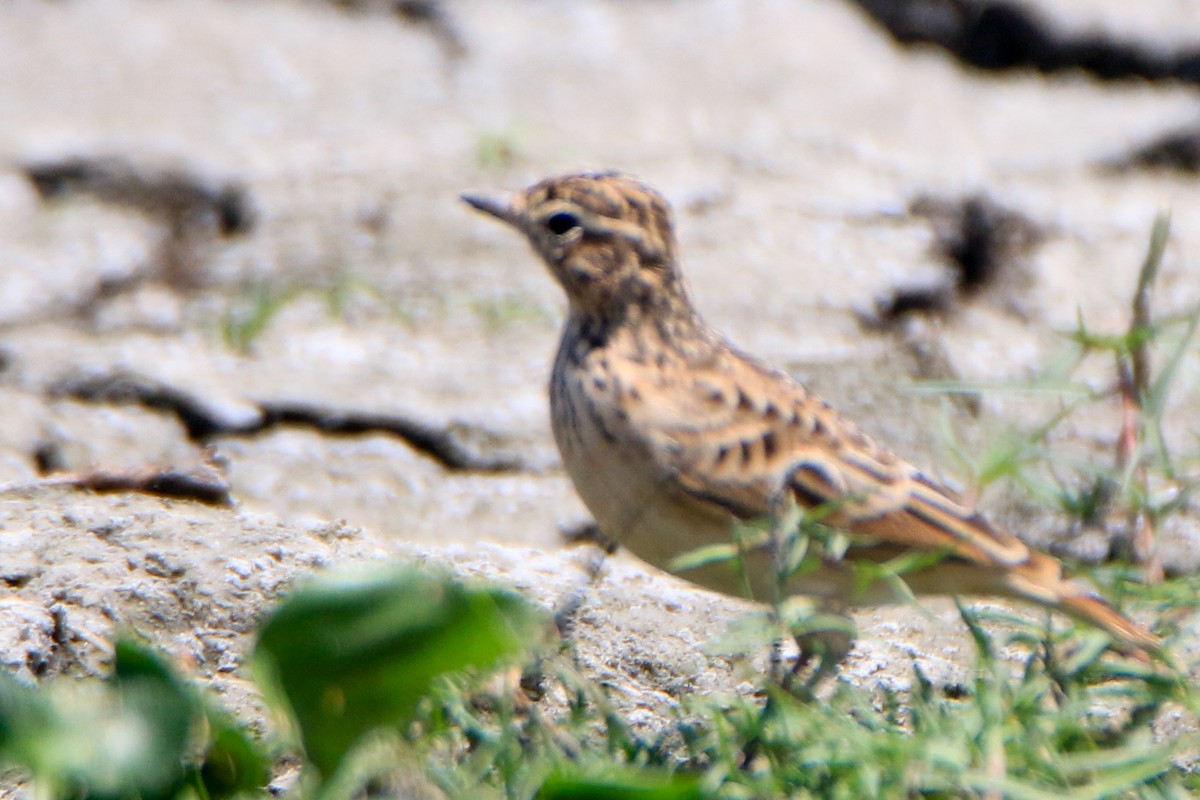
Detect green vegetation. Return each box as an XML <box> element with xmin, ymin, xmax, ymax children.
<box><xmin>219</xmin><ymin>274</ymin><xmax>549</xmax><ymax>353</ymax></box>
<box><xmin>3</xmin><ymin>561</ymin><xmax>1190</xmax><ymax>799</ymax></box>
<box><xmin>0</xmin><ymin>637</ymin><xmax>269</xmax><ymax>800</ymax></box>
<box><xmin>475</xmin><ymin>129</ymin><xmax>523</xmax><ymax>170</ymax></box>
<box><xmin>253</xmin><ymin>566</ymin><xmax>544</xmax><ymax>779</ymax></box>
<box><xmin>917</xmin><ymin>215</ymin><xmax>1199</xmax><ymax>539</ymax></box>
<box><xmin>220</xmin><ymin>279</ymin><xmax>301</xmax><ymax>354</ymax></box>
<box><xmin>470</xmin><ymin>291</ymin><xmax>553</xmax><ymax>334</ymax></box>
<box><xmin>219</xmin><ymin>270</ymin><xmax>424</xmax><ymax>354</ymax></box>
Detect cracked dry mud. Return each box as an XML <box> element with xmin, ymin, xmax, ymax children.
<box><xmin>2</xmin><ymin>0</ymin><xmax>1200</xmax><ymax>767</ymax></box>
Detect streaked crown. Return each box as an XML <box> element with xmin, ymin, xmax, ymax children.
<box><xmin>463</xmin><ymin>172</ymin><xmax>688</xmax><ymax>319</ymax></box>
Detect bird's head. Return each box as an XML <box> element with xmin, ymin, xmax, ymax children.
<box><xmin>462</xmin><ymin>172</ymin><xmax>689</xmax><ymax>322</ymax></box>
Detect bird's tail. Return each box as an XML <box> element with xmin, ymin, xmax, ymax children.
<box><xmin>1006</xmin><ymin>551</ymin><xmax>1161</xmax><ymax>655</ymax></box>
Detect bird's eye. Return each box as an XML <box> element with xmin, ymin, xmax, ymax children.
<box><xmin>545</xmin><ymin>212</ymin><xmax>581</xmax><ymax>236</ymax></box>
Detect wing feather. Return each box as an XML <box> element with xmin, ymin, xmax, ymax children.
<box><xmin>643</xmin><ymin>351</ymin><xmax>1031</xmax><ymax>570</ymax></box>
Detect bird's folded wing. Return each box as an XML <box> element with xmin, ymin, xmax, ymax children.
<box><xmin>645</xmin><ymin>361</ymin><xmax>1032</xmax><ymax>570</ymax></box>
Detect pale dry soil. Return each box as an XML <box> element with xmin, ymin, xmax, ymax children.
<box><xmin>1</xmin><ymin>0</ymin><xmax>1200</xmax><ymax>770</ymax></box>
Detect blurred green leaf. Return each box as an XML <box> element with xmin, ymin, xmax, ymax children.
<box><xmin>252</xmin><ymin>563</ymin><xmax>543</xmax><ymax>776</ymax></box>
<box><xmin>668</xmin><ymin>542</ymin><xmax>739</xmax><ymax>574</ymax></box>
<box><xmin>23</xmin><ymin>663</ymin><xmax>191</xmax><ymax>800</ymax></box>
<box><xmin>0</xmin><ymin>639</ymin><xmax>268</xmax><ymax>800</ymax></box>
<box><xmin>537</xmin><ymin>766</ymin><xmax>706</xmax><ymax>800</ymax></box>
<box><xmin>0</xmin><ymin>669</ymin><xmax>50</xmax><ymax>763</ymax></box>
<box><xmin>1145</xmin><ymin>300</ymin><xmax>1200</xmax><ymax>420</ymax></box>
<box><xmin>198</xmin><ymin>718</ymin><xmax>272</xmax><ymax>800</ymax></box>
<box><xmin>113</xmin><ymin>638</ymin><xmax>269</xmax><ymax>800</ymax></box>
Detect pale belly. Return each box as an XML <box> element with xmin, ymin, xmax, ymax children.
<box><xmin>551</xmin><ymin>371</ymin><xmax>765</xmax><ymax>598</ymax></box>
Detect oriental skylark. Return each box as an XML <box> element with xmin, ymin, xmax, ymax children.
<box><xmin>462</xmin><ymin>172</ymin><xmax>1159</xmax><ymax>658</ymax></box>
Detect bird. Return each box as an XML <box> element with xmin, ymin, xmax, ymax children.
<box><xmin>461</xmin><ymin>171</ymin><xmax>1160</xmax><ymax>665</ymax></box>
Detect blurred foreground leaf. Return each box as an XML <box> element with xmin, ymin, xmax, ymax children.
<box><xmin>0</xmin><ymin>638</ymin><xmax>266</xmax><ymax>800</ymax></box>
<box><xmin>252</xmin><ymin>563</ymin><xmax>544</xmax><ymax>777</ymax></box>
<box><xmin>537</xmin><ymin>766</ymin><xmax>706</xmax><ymax>800</ymax></box>
<box><xmin>113</xmin><ymin>639</ymin><xmax>270</xmax><ymax>799</ymax></box>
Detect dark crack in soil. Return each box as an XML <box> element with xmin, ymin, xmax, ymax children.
<box><xmin>865</xmin><ymin>194</ymin><xmax>1043</xmax><ymax>326</ymax></box>
<box><xmin>50</xmin><ymin>370</ymin><xmax>529</xmax><ymax>472</ymax></box>
<box><xmin>851</xmin><ymin>0</ymin><xmax>1200</xmax><ymax>84</ymax></box>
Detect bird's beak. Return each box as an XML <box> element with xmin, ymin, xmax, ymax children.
<box><xmin>460</xmin><ymin>191</ymin><xmax>522</xmax><ymax>228</ymax></box>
